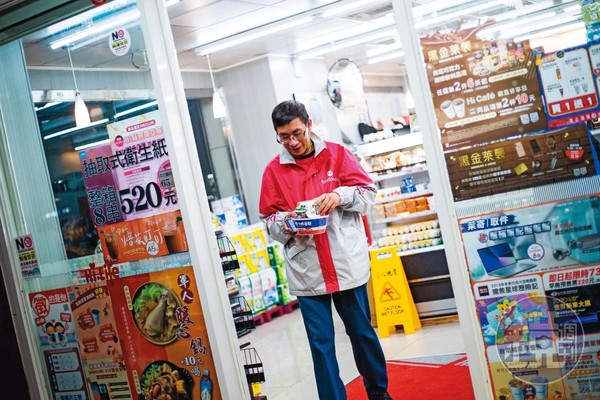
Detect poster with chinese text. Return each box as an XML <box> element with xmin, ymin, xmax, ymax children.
<box><xmin>106</xmin><ymin>110</ymin><xmax>178</xmax><ymax>221</ymax></box>
<box><xmin>108</xmin><ymin>265</ymin><xmax>221</xmax><ymax>400</ymax></box>
<box><xmin>420</xmin><ymin>25</ymin><xmax>547</xmax><ymax>151</ymax></box>
<box><xmin>446</xmin><ymin>124</ymin><xmax>597</xmax><ymax>200</ymax></box>
<box><xmin>539</xmin><ymin>42</ymin><xmax>600</xmax><ymax>128</ymax></box>
<box><xmin>28</xmin><ymin>288</ymin><xmax>89</xmax><ymax>400</ymax></box>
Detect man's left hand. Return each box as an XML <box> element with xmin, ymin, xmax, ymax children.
<box><xmin>314</xmin><ymin>192</ymin><xmax>341</xmax><ymax>216</ymax></box>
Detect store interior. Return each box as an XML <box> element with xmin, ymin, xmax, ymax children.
<box><xmin>6</xmin><ymin>0</ymin><xmax>593</xmax><ymax>398</ymax></box>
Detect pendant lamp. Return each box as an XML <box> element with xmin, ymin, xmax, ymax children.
<box><xmin>206</xmin><ymin>54</ymin><xmax>226</xmax><ymax>119</ymax></box>
<box><xmin>67</xmin><ymin>47</ymin><xmax>91</xmax><ymax>127</ymax></box>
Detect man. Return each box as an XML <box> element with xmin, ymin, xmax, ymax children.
<box><xmin>259</xmin><ymin>100</ymin><xmax>392</xmax><ymax>400</ymax></box>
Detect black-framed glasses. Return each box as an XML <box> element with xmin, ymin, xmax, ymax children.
<box><xmin>276</xmin><ymin>126</ymin><xmax>308</xmax><ymax>144</ymax></box>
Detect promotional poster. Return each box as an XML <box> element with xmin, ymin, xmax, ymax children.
<box><xmin>108</xmin><ymin>265</ymin><xmax>221</xmax><ymax>400</ymax></box>
<box><xmin>420</xmin><ymin>25</ymin><xmax>547</xmax><ymax>151</ymax></box>
<box><xmin>459</xmin><ymin>195</ymin><xmax>600</xmax><ymax>282</ymax></box>
<box><xmin>445</xmin><ymin>124</ymin><xmax>598</xmax><ymax>201</ymax></box>
<box><xmin>28</xmin><ymin>288</ymin><xmax>89</xmax><ymax>400</ymax></box>
<box><xmin>97</xmin><ymin>210</ymin><xmax>188</xmax><ymax>265</ymax></box>
<box><xmin>538</xmin><ymin>41</ymin><xmax>600</xmax><ymax>128</ymax></box>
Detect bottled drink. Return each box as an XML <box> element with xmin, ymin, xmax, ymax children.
<box><xmin>200</xmin><ymin>369</ymin><xmax>213</xmax><ymax>400</ymax></box>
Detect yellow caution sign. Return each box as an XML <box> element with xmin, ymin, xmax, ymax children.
<box><xmin>370</xmin><ymin>246</ymin><xmax>421</xmax><ymax>337</ymax></box>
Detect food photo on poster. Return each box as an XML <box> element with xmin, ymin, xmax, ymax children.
<box><xmin>108</xmin><ymin>266</ymin><xmax>221</xmax><ymax>400</ymax></box>
<box><xmin>420</xmin><ymin>22</ymin><xmax>547</xmax><ymax>151</ymax></box>
<box><xmin>445</xmin><ymin>124</ymin><xmax>599</xmax><ymax>201</ymax></box>
<box><xmin>460</xmin><ymin>195</ymin><xmax>600</xmax><ymax>282</ymax></box>
<box><xmin>538</xmin><ymin>41</ymin><xmax>600</xmax><ymax>128</ymax></box>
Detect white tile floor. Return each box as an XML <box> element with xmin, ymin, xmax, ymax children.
<box><xmin>241</xmin><ymin>308</ymin><xmax>466</xmax><ymax>400</ymax></box>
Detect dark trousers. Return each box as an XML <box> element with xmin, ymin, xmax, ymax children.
<box><xmin>297</xmin><ymin>283</ymin><xmax>388</xmax><ymax>400</ymax></box>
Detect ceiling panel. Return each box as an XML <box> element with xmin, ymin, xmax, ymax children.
<box><xmin>169</xmin><ymin>0</ymin><xmax>263</xmax><ymax>28</ymax></box>
<box><xmin>170</xmin><ymin>25</ymin><xmax>199</xmax><ymax>38</ymax></box>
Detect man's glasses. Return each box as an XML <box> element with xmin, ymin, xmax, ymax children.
<box><xmin>276</xmin><ymin>127</ymin><xmax>307</xmax><ymax>144</ymax></box>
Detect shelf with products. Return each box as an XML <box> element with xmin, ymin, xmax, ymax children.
<box><xmin>356</xmin><ymin>131</ymin><xmax>456</xmax><ymax>319</ymax></box>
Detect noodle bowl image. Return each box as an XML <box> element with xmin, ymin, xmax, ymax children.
<box><xmin>132</xmin><ymin>282</ymin><xmax>181</xmax><ymax>345</ymax></box>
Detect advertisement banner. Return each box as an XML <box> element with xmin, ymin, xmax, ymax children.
<box><xmin>80</xmin><ymin>144</ymin><xmax>124</xmax><ymax>228</ymax></box>
<box><xmin>539</xmin><ymin>42</ymin><xmax>600</xmax><ymax>128</ymax></box>
<box><xmin>420</xmin><ymin>25</ymin><xmax>547</xmax><ymax>151</ymax></box>
<box><xmin>106</xmin><ymin>110</ymin><xmax>178</xmax><ymax>221</ymax></box>
<box><xmin>108</xmin><ymin>265</ymin><xmax>221</xmax><ymax>400</ymax></box>
<box><xmin>97</xmin><ymin>210</ymin><xmax>188</xmax><ymax>265</ymax></box>
<box><xmin>445</xmin><ymin>124</ymin><xmax>597</xmax><ymax>200</ymax></box>
<box><xmin>459</xmin><ymin>195</ymin><xmax>600</xmax><ymax>282</ymax></box>
<box><xmin>28</xmin><ymin>288</ymin><xmax>89</xmax><ymax>400</ymax></box>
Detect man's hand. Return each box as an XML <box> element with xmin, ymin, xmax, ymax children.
<box><xmin>314</xmin><ymin>192</ymin><xmax>341</xmax><ymax>216</ymax></box>
<box><xmin>283</xmin><ymin>212</ymin><xmax>298</xmax><ymax>235</ymax></box>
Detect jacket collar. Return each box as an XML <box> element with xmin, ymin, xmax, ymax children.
<box><xmin>279</xmin><ymin>132</ymin><xmax>327</xmax><ymax>165</ymax></box>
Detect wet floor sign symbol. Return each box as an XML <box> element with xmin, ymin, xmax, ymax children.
<box><xmin>370</xmin><ymin>246</ymin><xmax>421</xmax><ymax>337</ymax></box>
<box><xmin>380</xmin><ymin>282</ymin><xmax>401</xmax><ymax>302</ymax></box>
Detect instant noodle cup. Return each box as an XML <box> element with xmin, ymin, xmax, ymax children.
<box><xmin>286</xmin><ymin>215</ymin><xmax>329</xmax><ymax>235</ymax></box>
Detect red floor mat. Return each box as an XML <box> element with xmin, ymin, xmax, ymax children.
<box><xmin>346</xmin><ymin>353</ymin><xmax>475</xmax><ymax>400</ymax></box>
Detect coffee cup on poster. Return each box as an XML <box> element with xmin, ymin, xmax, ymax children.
<box><xmin>582</xmin><ymin>82</ymin><xmax>589</xmax><ymax>93</ymax></box>
<box><xmin>440</xmin><ymin>100</ymin><xmax>456</xmax><ymax>119</ymax></box>
<box><xmin>574</xmin><ymin>84</ymin><xmax>581</xmax><ymax>95</ymax></box>
<box><xmin>530</xmin><ymin>112</ymin><xmax>539</xmax><ymax>123</ymax></box>
<box><xmin>452</xmin><ymin>98</ymin><xmax>465</xmax><ymax>118</ymax></box>
<box><xmin>520</xmin><ymin>113</ymin><xmax>530</xmax><ymax>125</ymax></box>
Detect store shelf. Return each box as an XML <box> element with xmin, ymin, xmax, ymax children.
<box><xmin>375</xmin><ymin>209</ymin><xmax>437</xmax><ymax>224</ymax></box>
<box><xmin>356</xmin><ymin>132</ymin><xmax>423</xmax><ymax>158</ymax></box>
<box><xmin>371</xmin><ymin>165</ymin><xmax>428</xmax><ymax>182</ymax></box>
<box><xmin>397</xmin><ymin>244</ymin><xmax>445</xmax><ymax>257</ymax></box>
<box><xmin>375</xmin><ymin>189</ymin><xmax>433</xmax><ymax>204</ymax></box>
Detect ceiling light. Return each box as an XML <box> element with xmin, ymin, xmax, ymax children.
<box><xmin>563</xmin><ymin>4</ymin><xmax>582</xmax><ymax>13</ymax></box>
<box><xmin>297</xmin><ymin>27</ymin><xmax>395</xmax><ymax>60</ymax></box>
<box><xmin>479</xmin><ymin>11</ymin><xmax>556</xmax><ymax>36</ymax></box>
<box><xmin>196</xmin><ymin>16</ymin><xmax>313</xmax><ymax>56</ymax></box>
<box><xmin>50</xmin><ymin>8</ymin><xmax>140</xmax><ymax>49</ymax></box>
<box><xmin>43</xmin><ymin>118</ymin><xmax>109</xmax><ymax>140</ymax></box>
<box><xmin>114</xmin><ymin>100</ymin><xmax>158</xmax><ymax>118</ymax></box>
<box><xmin>321</xmin><ymin>0</ymin><xmax>384</xmax><ymax>18</ymax></box>
<box><xmin>513</xmin><ymin>20</ymin><xmax>584</xmax><ymax>42</ymax></box>
<box><xmin>206</xmin><ymin>55</ymin><xmax>226</xmax><ymax>118</ymax></box>
<box><xmin>164</xmin><ymin>0</ymin><xmax>180</xmax><ymax>7</ymax></box>
<box><xmin>504</xmin><ymin>14</ymin><xmax>579</xmax><ymax>40</ymax></box>
<box><xmin>415</xmin><ymin>0</ymin><xmax>509</xmax><ymax>29</ymax></box>
<box><xmin>74</xmin><ymin>138</ymin><xmax>111</xmax><ymax>151</ymax></box>
<box><xmin>67</xmin><ymin>47</ymin><xmax>90</xmax><ymax>127</ymax></box>
<box><xmin>367</xmin><ymin>50</ymin><xmax>405</xmax><ymax>65</ymax></box>
<box><xmin>366</xmin><ymin>42</ymin><xmax>402</xmax><ymax>58</ymax></box>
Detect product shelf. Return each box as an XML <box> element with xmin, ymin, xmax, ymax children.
<box><xmin>371</xmin><ymin>165</ymin><xmax>428</xmax><ymax>182</ymax></box>
<box><xmin>375</xmin><ymin>189</ymin><xmax>433</xmax><ymax>204</ymax></box>
<box><xmin>375</xmin><ymin>209</ymin><xmax>438</xmax><ymax>225</ymax></box>
<box><xmin>397</xmin><ymin>244</ymin><xmax>445</xmax><ymax>257</ymax></box>
<box><xmin>356</xmin><ymin>132</ymin><xmax>423</xmax><ymax>157</ymax></box>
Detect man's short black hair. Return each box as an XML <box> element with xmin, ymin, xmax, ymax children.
<box><xmin>271</xmin><ymin>100</ymin><xmax>309</xmax><ymax>129</ymax></box>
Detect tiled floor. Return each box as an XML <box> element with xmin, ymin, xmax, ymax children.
<box><xmin>241</xmin><ymin>308</ymin><xmax>466</xmax><ymax>400</ymax></box>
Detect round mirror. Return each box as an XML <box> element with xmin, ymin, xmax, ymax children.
<box><xmin>326</xmin><ymin>58</ymin><xmax>364</xmax><ymax>110</ymax></box>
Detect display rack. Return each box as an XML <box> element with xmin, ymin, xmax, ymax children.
<box><xmin>217</xmin><ymin>233</ymin><xmax>267</xmax><ymax>399</ymax></box>
<box><xmin>355</xmin><ymin>133</ymin><xmax>457</xmax><ymax>319</ymax></box>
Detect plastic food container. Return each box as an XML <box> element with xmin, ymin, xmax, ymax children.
<box><xmin>285</xmin><ymin>215</ymin><xmax>329</xmax><ymax>235</ymax></box>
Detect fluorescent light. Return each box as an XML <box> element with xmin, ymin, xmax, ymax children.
<box><xmin>505</xmin><ymin>15</ymin><xmax>579</xmax><ymax>40</ymax></box>
<box><xmin>50</xmin><ymin>8</ymin><xmax>140</xmax><ymax>49</ymax></box>
<box><xmin>564</xmin><ymin>4</ymin><xmax>582</xmax><ymax>13</ymax></box>
<box><xmin>74</xmin><ymin>138</ymin><xmax>111</xmax><ymax>151</ymax></box>
<box><xmin>322</xmin><ymin>0</ymin><xmax>383</xmax><ymax>18</ymax></box>
<box><xmin>164</xmin><ymin>0</ymin><xmax>180</xmax><ymax>7</ymax></box>
<box><xmin>44</xmin><ymin>118</ymin><xmax>109</xmax><ymax>140</ymax></box>
<box><xmin>298</xmin><ymin>27</ymin><xmax>395</xmax><ymax>60</ymax></box>
<box><xmin>366</xmin><ymin>42</ymin><xmax>402</xmax><ymax>58</ymax></box>
<box><xmin>368</xmin><ymin>50</ymin><xmax>405</xmax><ymax>65</ymax></box>
<box><xmin>196</xmin><ymin>16</ymin><xmax>313</xmax><ymax>56</ymax></box>
<box><xmin>415</xmin><ymin>0</ymin><xmax>507</xmax><ymax>29</ymax></box>
<box><xmin>513</xmin><ymin>20</ymin><xmax>584</xmax><ymax>42</ymax></box>
<box><xmin>479</xmin><ymin>12</ymin><xmax>556</xmax><ymax>36</ymax></box>
<box><xmin>114</xmin><ymin>101</ymin><xmax>158</xmax><ymax>118</ymax></box>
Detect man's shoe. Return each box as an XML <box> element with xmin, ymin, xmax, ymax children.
<box><xmin>367</xmin><ymin>392</ymin><xmax>393</xmax><ymax>400</ymax></box>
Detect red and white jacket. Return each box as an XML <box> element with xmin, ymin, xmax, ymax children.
<box><xmin>259</xmin><ymin>134</ymin><xmax>376</xmax><ymax>296</ymax></box>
